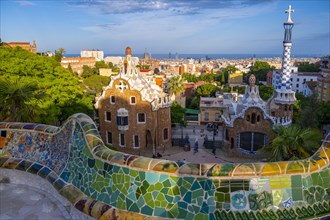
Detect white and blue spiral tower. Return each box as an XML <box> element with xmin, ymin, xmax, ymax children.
<box><xmin>275</xmin><ymin>5</ymin><xmax>296</xmax><ymax>105</ymax></box>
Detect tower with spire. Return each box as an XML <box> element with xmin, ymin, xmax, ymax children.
<box><xmin>274</xmin><ymin>5</ymin><xmax>296</xmax><ymax>105</ymax></box>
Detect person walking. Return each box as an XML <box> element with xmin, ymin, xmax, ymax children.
<box><xmin>193</xmin><ymin>136</ymin><xmax>199</xmax><ymax>154</ymax></box>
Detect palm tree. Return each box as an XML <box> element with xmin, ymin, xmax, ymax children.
<box><xmin>167</xmin><ymin>76</ymin><xmax>185</xmax><ymax>95</ymax></box>
<box><xmin>167</xmin><ymin>76</ymin><xmax>185</xmax><ymax>107</ymax></box>
<box><xmin>264</xmin><ymin>125</ymin><xmax>322</xmax><ymax>161</ymax></box>
<box><xmin>0</xmin><ymin>78</ymin><xmax>43</xmax><ymax>122</ymax></box>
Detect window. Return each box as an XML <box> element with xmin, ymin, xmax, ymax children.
<box><xmin>137</xmin><ymin>113</ymin><xmax>146</xmax><ymax>123</ymax></box>
<box><xmin>257</xmin><ymin>115</ymin><xmax>260</xmax><ymax>122</ymax></box>
<box><xmin>105</xmin><ymin>111</ymin><xmax>111</xmax><ymax>122</ymax></box>
<box><xmin>251</xmin><ymin>113</ymin><xmax>256</xmax><ymax>124</ymax></box>
<box><xmin>204</xmin><ymin>112</ymin><xmax>209</xmax><ymax>121</ymax></box>
<box><xmin>163</xmin><ymin>128</ymin><xmax>169</xmax><ymax>140</ymax></box>
<box><xmin>246</xmin><ymin>115</ymin><xmax>250</xmax><ymax>122</ymax></box>
<box><xmin>110</xmin><ymin>96</ymin><xmax>115</xmax><ymax>104</ymax></box>
<box><xmin>117</xmin><ymin>116</ymin><xmax>128</xmax><ymax>125</ymax></box>
<box><xmin>120</xmin><ymin>133</ymin><xmax>125</xmax><ymax>146</ymax></box>
<box><xmin>106</xmin><ymin>131</ymin><xmax>112</xmax><ymax>144</ymax></box>
<box><xmin>133</xmin><ymin>135</ymin><xmax>139</xmax><ymax>148</ymax></box>
<box><xmin>296</xmin><ymin>84</ymin><xmax>299</xmax><ymax>88</ymax></box>
<box><xmin>297</xmin><ymin>78</ymin><xmax>299</xmax><ymax>82</ymax></box>
<box><xmin>0</xmin><ymin>131</ymin><xmax>6</xmax><ymax>137</ymax></box>
<box><xmin>215</xmin><ymin>113</ymin><xmax>220</xmax><ymax>121</ymax></box>
<box><xmin>130</xmin><ymin>96</ymin><xmax>136</xmax><ymax>104</ymax></box>
<box><xmin>284</xmin><ymin>105</ymin><xmax>288</xmax><ymax>111</ymax></box>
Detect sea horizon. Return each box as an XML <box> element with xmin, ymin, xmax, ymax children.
<box><xmin>64</xmin><ymin>53</ymin><xmax>326</xmax><ymax>59</ymax></box>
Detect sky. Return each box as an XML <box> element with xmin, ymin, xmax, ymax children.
<box><xmin>0</xmin><ymin>0</ymin><xmax>329</xmax><ymax>55</ymax></box>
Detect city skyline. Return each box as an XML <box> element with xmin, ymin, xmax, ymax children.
<box><xmin>1</xmin><ymin>0</ymin><xmax>329</xmax><ymax>56</ymax></box>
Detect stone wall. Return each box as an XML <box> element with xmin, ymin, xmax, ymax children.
<box><xmin>0</xmin><ymin>113</ymin><xmax>329</xmax><ymax>220</ymax></box>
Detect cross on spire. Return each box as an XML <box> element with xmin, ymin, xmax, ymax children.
<box><xmin>285</xmin><ymin>5</ymin><xmax>294</xmax><ymax>23</ymax></box>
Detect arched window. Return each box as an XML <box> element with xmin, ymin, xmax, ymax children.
<box><xmin>247</xmin><ymin>115</ymin><xmax>250</xmax><ymax>122</ymax></box>
<box><xmin>257</xmin><ymin>115</ymin><xmax>260</xmax><ymax>122</ymax></box>
<box><xmin>251</xmin><ymin>113</ymin><xmax>256</xmax><ymax>124</ymax></box>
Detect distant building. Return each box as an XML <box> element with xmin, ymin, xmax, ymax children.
<box><xmin>290</xmin><ymin>72</ymin><xmax>322</xmax><ymax>94</ymax></box>
<box><xmin>199</xmin><ymin>97</ymin><xmax>227</xmax><ymax>125</ymax></box>
<box><xmin>317</xmin><ymin>73</ymin><xmax>330</xmax><ymax>102</ymax></box>
<box><xmin>228</xmin><ymin>70</ymin><xmax>243</xmax><ymax>85</ymax></box>
<box><xmin>5</xmin><ymin>40</ymin><xmax>37</xmax><ymax>53</ymax></box>
<box><xmin>303</xmin><ymin>81</ymin><xmax>317</xmax><ymax>97</ymax></box>
<box><xmin>60</xmin><ymin>57</ymin><xmax>95</xmax><ymax>74</ymax></box>
<box><xmin>95</xmin><ymin>47</ymin><xmax>172</xmax><ymax>152</ymax></box>
<box><xmin>99</xmin><ymin>68</ymin><xmax>114</xmax><ymax>77</ymax></box>
<box><xmin>81</xmin><ymin>49</ymin><xmax>104</xmax><ymax>61</ymax></box>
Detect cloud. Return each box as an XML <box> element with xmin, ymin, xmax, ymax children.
<box><xmin>67</xmin><ymin>0</ymin><xmax>278</xmax><ymax>15</ymax></box>
<box><xmin>16</xmin><ymin>1</ymin><xmax>36</xmax><ymax>6</ymax></box>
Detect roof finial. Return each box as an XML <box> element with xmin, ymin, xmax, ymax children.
<box><xmin>285</xmin><ymin>5</ymin><xmax>294</xmax><ymax>23</ymax></box>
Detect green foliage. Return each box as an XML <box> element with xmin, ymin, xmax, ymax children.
<box><xmin>232</xmin><ymin>85</ymin><xmax>245</xmax><ymax>94</ymax></box>
<box><xmin>54</xmin><ymin>48</ymin><xmax>65</xmax><ymax>62</ymax></box>
<box><xmin>298</xmin><ymin>63</ymin><xmax>321</xmax><ymax>72</ymax></box>
<box><xmin>221</xmin><ymin>65</ymin><xmax>238</xmax><ymax>84</ymax></box>
<box><xmin>264</xmin><ymin>125</ymin><xmax>322</xmax><ymax>161</ymax></box>
<box><xmin>0</xmin><ymin>46</ymin><xmax>93</xmax><ymax>124</ymax></box>
<box><xmin>0</xmin><ymin>78</ymin><xmax>43</xmax><ymax>122</ymax></box>
<box><xmin>108</xmin><ymin>62</ymin><xmax>119</xmax><ymax>72</ymax></box>
<box><xmin>200</xmin><ymin>73</ymin><xmax>219</xmax><ymax>83</ymax></box>
<box><xmin>95</xmin><ymin>60</ymin><xmax>109</xmax><ymax>69</ymax></box>
<box><xmin>182</xmin><ymin>72</ymin><xmax>198</xmax><ymax>83</ymax></box>
<box><xmin>81</xmin><ymin>65</ymin><xmax>98</xmax><ymax>78</ymax></box>
<box><xmin>317</xmin><ymin>102</ymin><xmax>330</xmax><ymax>127</ymax></box>
<box><xmin>168</xmin><ymin>76</ymin><xmax>185</xmax><ymax>95</ymax></box>
<box><xmin>83</xmin><ymin>75</ymin><xmax>110</xmax><ymax>95</ymax></box>
<box><xmin>170</xmin><ymin>101</ymin><xmax>185</xmax><ymax>124</ymax></box>
<box><xmin>188</xmin><ymin>96</ymin><xmax>200</xmax><ymax>109</ymax></box>
<box><xmin>259</xmin><ymin>85</ymin><xmax>274</xmax><ymax>101</ymax></box>
<box><xmin>195</xmin><ymin>84</ymin><xmax>218</xmax><ymax>97</ymax></box>
<box><xmin>248</xmin><ymin>61</ymin><xmax>271</xmax><ymax>82</ymax></box>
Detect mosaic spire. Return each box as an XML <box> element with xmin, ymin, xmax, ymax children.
<box><xmin>275</xmin><ymin>5</ymin><xmax>296</xmax><ymax>104</ymax></box>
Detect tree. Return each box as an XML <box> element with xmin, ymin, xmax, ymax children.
<box><xmin>221</xmin><ymin>65</ymin><xmax>238</xmax><ymax>84</ymax></box>
<box><xmin>167</xmin><ymin>76</ymin><xmax>185</xmax><ymax>96</ymax></box>
<box><xmin>182</xmin><ymin>72</ymin><xmax>198</xmax><ymax>83</ymax></box>
<box><xmin>249</xmin><ymin>61</ymin><xmax>271</xmax><ymax>82</ymax></box>
<box><xmin>298</xmin><ymin>63</ymin><xmax>320</xmax><ymax>72</ymax></box>
<box><xmin>54</xmin><ymin>48</ymin><xmax>66</xmax><ymax>62</ymax></box>
<box><xmin>264</xmin><ymin>125</ymin><xmax>322</xmax><ymax>161</ymax></box>
<box><xmin>0</xmin><ymin>78</ymin><xmax>43</xmax><ymax>122</ymax></box>
<box><xmin>81</xmin><ymin>65</ymin><xmax>97</xmax><ymax>78</ymax></box>
<box><xmin>0</xmin><ymin>46</ymin><xmax>94</xmax><ymax>125</ymax></box>
<box><xmin>195</xmin><ymin>84</ymin><xmax>218</xmax><ymax>97</ymax></box>
<box><xmin>83</xmin><ymin>75</ymin><xmax>110</xmax><ymax>95</ymax></box>
<box><xmin>170</xmin><ymin>101</ymin><xmax>185</xmax><ymax>124</ymax></box>
<box><xmin>259</xmin><ymin>85</ymin><xmax>274</xmax><ymax>101</ymax></box>
<box><xmin>317</xmin><ymin>102</ymin><xmax>330</xmax><ymax>128</ymax></box>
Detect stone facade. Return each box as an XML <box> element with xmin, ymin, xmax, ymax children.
<box><xmin>5</xmin><ymin>41</ymin><xmax>37</xmax><ymax>53</ymax></box>
<box><xmin>226</xmin><ymin>107</ymin><xmax>274</xmax><ymax>150</ymax></box>
<box><xmin>95</xmin><ymin>47</ymin><xmax>172</xmax><ymax>152</ymax></box>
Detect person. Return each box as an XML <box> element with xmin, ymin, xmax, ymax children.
<box><xmin>193</xmin><ymin>126</ymin><xmax>195</xmax><ymax>133</ymax></box>
<box><xmin>193</xmin><ymin>137</ymin><xmax>199</xmax><ymax>154</ymax></box>
<box><xmin>212</xmin><ymin>145</ymin><xmax>216</xmax><ymax>156</ymax></box>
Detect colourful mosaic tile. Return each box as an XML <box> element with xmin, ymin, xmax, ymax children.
<box><xmin>0</xmin><ymin>113</ymin><xmax>329</xmax><ymax>220</ymax></box>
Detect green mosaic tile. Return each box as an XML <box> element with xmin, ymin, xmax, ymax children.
<box><xmin>141</xmin><ymin>205</ymin><xmax>153</xmax><ymax>216</ymax></box>
<box><xmin>165</xmin><ymin>195</ymin><xmax>174</xmax><ymax>203</ymax></box>
<box><xmin>129</xmin><ymin>169</ymin><xmax>139</xmax><ymax>178</ymax></box>
<box><xmin>192</xmin><ymin>189</ymin><xmax>203</xmax><ymax>199</ymax></box>
<box><xmin>137</xmin><ymin>196</ymin><xmax>145</xmax><ymax>208</ymax></box>
<box><xmin>191</xmin><ymin>181</ymin><xmax>201</xmax><ymax>191</ymax></box>
<box><xmin>154</xmin><ymin>207</ymin><xmax>167</xmax><ymax>217</ymax></box>
<box><xmin>183</xmin><ymin>192</ymin><xmax>192</xmax><ymax>203</ymax></box>
<box><xmin>128</xmin><ymin>203</ymin><xmax>139</xmax><ymax>213</ymax></box>
<box><xmin>292</xmin><ymin>188</ymin><xmax>303</xmax><ymax>201</ymax></box>
<box><xmin>159</xmin><ymin>174</ymin><xmax>168</xmax><ymax>182</ymax></box>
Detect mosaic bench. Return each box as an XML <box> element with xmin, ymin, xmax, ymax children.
<box><xmin>0</xmin><ymin>113</ymin><xmax>329</xmax><ymax>220</ymax></box>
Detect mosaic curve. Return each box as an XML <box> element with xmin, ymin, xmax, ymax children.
<box><xmin>0</xmin><ymin>113</ymin><xmax>329</xmax><ymax>220</ymax></box>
